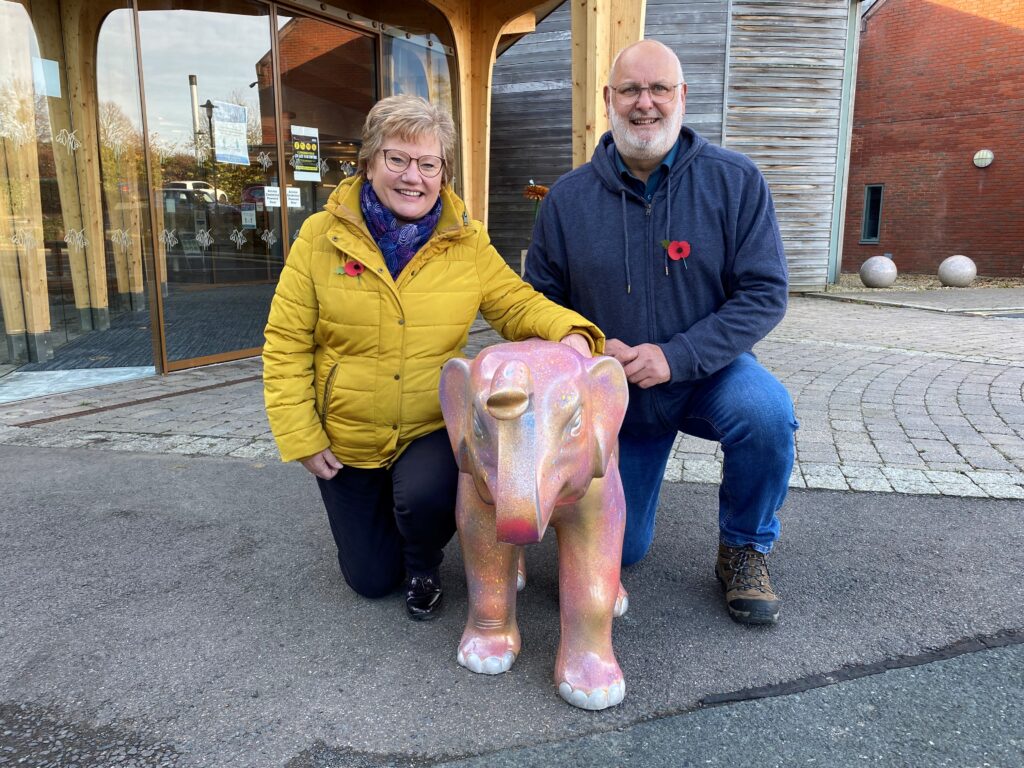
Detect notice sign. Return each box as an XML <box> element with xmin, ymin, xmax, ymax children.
<box><xmin>264</xmin><ymin>185</ymin><xmax>281</xmax><ymax>208</ymax></box>
<box><xmin>286</xmin><ymin>187</ymin><xmax>302</xmax><ymax>208</ymax></box>
<box><xmin>291</xmin><ymin>125</ymin><xmax>321</xmax><ymax>182</ymax></box>
<box><xmin>32</xmin><ymin>57</ymin><xmax>61</xmax><ymax>98</ymax></box>
<box><xmin>240</xmin><ymin>203</ymin><xmax>257</xmax><ymax>229</ymax></box>
<box><xmin>212</xmin><ymin>101</ymin><xmax>250</xmax><ymax>166</ymax></box>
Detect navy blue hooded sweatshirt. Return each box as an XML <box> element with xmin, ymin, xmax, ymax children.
<box><xmin>525</xmin><ymin>127</ymin><xmax>788</xmax><ymax>434</ymax></box>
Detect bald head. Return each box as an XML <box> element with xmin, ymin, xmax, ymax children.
<box><xmin>609</xmin><ymin>40</ymin><xmax>685</xmax><ymax>88</ymax></box>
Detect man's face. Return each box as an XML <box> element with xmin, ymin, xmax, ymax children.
<box><xmin>605</xmin><ymin>43</ymin><xmax>686</xmax><ymax>164</ymax></box>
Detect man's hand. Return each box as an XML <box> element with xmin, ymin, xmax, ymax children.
<box><xmin>559</xmin><ymin>333</ymin><xmax>593</xmax><ymax>358</ymax></box>
<box><xmin>605</xmin><ymin>339</ymin><xmax>671</xmax><ymax>389</ymax></box>
<box><xmin>604</xmin><ymin>338</ymin><xmax>638</xmax><ymax>366</ymax></box>
<box><xmin>300</xmin><ymin>448</ymin><xmax>343</xmax><ymax>480</ymax></box>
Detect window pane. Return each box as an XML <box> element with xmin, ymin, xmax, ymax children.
<box><xmin>276</xmin><ymin>13</ymin><xmax>376</xmax><ymax>239</ymax></box>
<box><xmin>862</xmin><ymin>185</ymin><xmax>882</xmax><ymax>242</ymax></box>
<box><xmin>1</xmin><ymin>1</ymin><xmax>154</xmax><ymax>400</ymax></box>
<box><xmin>137</xmin><ymin>0</ymin><xmax>282</xmax><ymax>364</ymax></box>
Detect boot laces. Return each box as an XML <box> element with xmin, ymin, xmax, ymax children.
<box><xmin>729</xmin><ymin>548</ymin><xmax>772</xmax><ymax>593</ymax></box>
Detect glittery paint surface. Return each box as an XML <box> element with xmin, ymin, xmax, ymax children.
<box><xmin>439</xmin><ymin>339</ymin><xmax>630</xmax><ymax>710</ymax></box>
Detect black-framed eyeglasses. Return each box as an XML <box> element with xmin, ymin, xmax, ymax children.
<box><xmin>380</xmin><ymin>148</ymin><xmax>445</xmax><ymax>178</ymax></box>
<box><xmin>609</xmin><ymin>82</ymin><xmax>683</xmax><ymax>105</ymax></box>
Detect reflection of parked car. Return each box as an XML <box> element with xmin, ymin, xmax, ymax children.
<box><xmin>160</xmin><ymin>188</ymin><xmax>248</xmax><ymax>281</ymax></box>
<box><xmin>241</xmin><ymin>185</ymin><xmax>265</xmax><ymax>204</ymax></box>
<box><xmin>160</xmin><ymin>188</ymin><xmax>241</xmax><ymax>248</ymax></box>
<box><xmin>161</xmin><ymin>188</ymin><xmax>239</xmax><ymax>216</ymax></box>
<box><xmin>165</xmin><ymin>180</ymin><xmax>228</xmax><ymax>203</ymax></box>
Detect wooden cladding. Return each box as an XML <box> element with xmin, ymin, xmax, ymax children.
<box><xmin>724</xmin><ymin>1</ymin><xmax>855</xmax><ymax>291</ymax></box>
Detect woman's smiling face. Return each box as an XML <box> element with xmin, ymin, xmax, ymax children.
<box><xmin>365</xmin><ymin>133</ymin><xmax>444</xmax><ymax>222</ymax></box>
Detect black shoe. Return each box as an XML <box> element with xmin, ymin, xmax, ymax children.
<box><xmin>405</xmin><ymin>574</ymin><xmax>442</xmax><ymax>621</ymax></box>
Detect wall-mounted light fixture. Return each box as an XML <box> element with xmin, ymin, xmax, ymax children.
<box><xmin>973</xmin><ymin>149</ymin><xmax>994</xmax><ymax>168</ymax></box>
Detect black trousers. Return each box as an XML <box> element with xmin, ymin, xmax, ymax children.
<box><xmin>316</xmin><ymin>429</ymin><xmax>458</xmax><ymax>598</ymax></box>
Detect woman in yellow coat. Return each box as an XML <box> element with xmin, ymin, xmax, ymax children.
<box><xmin>263</xmin><ymin>95</ymin><xmax>603</xmax><ymax>620</ymax></box>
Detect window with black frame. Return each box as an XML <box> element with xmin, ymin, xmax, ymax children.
<box><xmin>861</xmin><ymin>184</ymin><xmax>883</xmax><ymax>243</ymax></box>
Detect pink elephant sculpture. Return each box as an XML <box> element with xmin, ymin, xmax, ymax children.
<box><xmin>439</xmin><ymin>339</ymin><xmax>630</xmax><ymax>710</ymax></box>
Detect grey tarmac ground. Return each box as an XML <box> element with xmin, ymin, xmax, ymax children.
<box><xmin>1</xmin><ymin>288</ymin><xmax>1023</xmax><ymax>767</ymax></box>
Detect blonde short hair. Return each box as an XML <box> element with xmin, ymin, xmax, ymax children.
<box><xmin>357</xmin><ymin>95</ymin><xmax>457</xmax><ymax>186</ymax></box>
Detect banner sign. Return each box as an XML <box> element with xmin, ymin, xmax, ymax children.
<box><xmin>212</xmin><ymin>100</ymin><xmax>250</xmax><ymax>166</ymax></box>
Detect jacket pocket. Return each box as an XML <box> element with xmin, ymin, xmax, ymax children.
<box><xmin>320</xmin><ymin>363</ymin><xmax>339</xmax><ymax>432</ymax></box>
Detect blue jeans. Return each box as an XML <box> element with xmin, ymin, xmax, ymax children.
<box><xmin>618</xmin><ymin>352</ymin><xmax>797</xmax><ymax>566</ymax></box>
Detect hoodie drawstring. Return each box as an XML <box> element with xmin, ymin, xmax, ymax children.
<box><xmin>620</xmin><ymin>189</ymin><xmax>631</xmax><ymax>294</ymax></box>
<box><xmin>664</xmin><ymin>173</ymin><xmax>672</xmax><ymax>276</ymax></box>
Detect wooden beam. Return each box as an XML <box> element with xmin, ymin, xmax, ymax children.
<box><xmin>501</xmin><ymin>11</ymin><xmax>537</xmax><ymax>37</ymax></box>
<box><xmin>0</xmin><ymin>146</ymin><xmax>29</xmax><ymax>361</ymax></box>
<box><xmin>0</xmin><ymin>9</ymin><xmax>51</xmax><ymax>361</ymax></box>
<box><xmin>61</xmin><ymin>0</ymin><xmax>116</xmax><ymax>326</ymax></box>
<box><xmin>33</xmin><ymin>0</ymin><xmax>93</xmax><ymax>325</ymax></box>
<box><xmin>571</xmin><ymin>0</ymin><xmax>646</xmax><ymax>167</ymax></box>
<box><xmin>426</xmin><ymin>0</ymin><xmax>541</xmax><ymax>226</ymax></box>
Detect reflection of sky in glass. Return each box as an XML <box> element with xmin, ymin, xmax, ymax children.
<box><xmin>136</xmin><ymin>9</ymin><xmax>270</xmax><ymax>147</ymax></box>
<box><xmin>96</xmin><ymin>10</ymin><xmax>144</xmax><ymax>133</ymax></box>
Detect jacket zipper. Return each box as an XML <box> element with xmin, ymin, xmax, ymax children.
<box><xmin>320</xmin><ymin>363</ymin><xmax>339</xmax><ymax>431</ymax></box>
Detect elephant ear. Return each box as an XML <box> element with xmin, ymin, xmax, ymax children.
<box><xmin>585</xmin><ymin>355</ymin><xmax>629</xmax><ymax>477</ymax></box>
<box><xmin>439</xmin><ymin>357</ymin><xmax>473</xmax><ymax>471</ymax></box>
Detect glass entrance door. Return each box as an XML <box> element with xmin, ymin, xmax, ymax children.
<box><xmin>136</xmin><ymin>0</ymin><xmax>285</xmax><ymax>368</ymax></box>
<box><xmin>274</xmin><ymin>10</ymin><xmax>377</xmax><ymax>239</ymax></box>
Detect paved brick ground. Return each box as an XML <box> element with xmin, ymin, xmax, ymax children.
<box><xmin>1</xmin><ymin>293</ymin><xmax>1022</xmax><ymax>499</ymax></box>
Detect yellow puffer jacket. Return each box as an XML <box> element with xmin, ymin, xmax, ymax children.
<box><xmin>263</xmin><ymin>176</ymin><xmax>604</xmax><ymax>468</ymax></box>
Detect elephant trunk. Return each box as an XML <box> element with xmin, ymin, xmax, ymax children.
<box><xmin>487</xmin><ymin>360</ymin><xmax>548</xmax><ymax>544</ymax></box>
<box><xmin>493</xmin><ymin>421</ymin><xmax>545</xmax><ymax>544</ymax></box>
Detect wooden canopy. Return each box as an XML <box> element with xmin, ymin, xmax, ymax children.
<box><xmin>426</xmin><ymin>0</ymin><xmax>646</xmax><ymax>223</ymax></box>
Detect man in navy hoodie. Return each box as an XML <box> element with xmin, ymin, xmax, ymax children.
<box><xmin>525</xmin><ymin>39</ymin><xmax>797</xmax><ymax>625</ymax></box>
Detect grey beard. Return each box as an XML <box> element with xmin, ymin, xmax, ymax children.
<box><xmin>610</xmin><ymin>108</ymin><xmax>682</xmax><ymax>162</ymax></box>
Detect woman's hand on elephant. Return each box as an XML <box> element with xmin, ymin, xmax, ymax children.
<box><xmin>300</xmin><ymin>448</ymin><xmax>344</xmax><ymax>480</ymax></box>
<box><xmin>559</xmin><ymin>333</ymin><xmax>593</xmax><ymax>358</ymax></box>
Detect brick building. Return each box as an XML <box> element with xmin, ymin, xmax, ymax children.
<box><xmin>843</xmin><ymin>0</ymin><xmax>1024</xmax><ymax>277</ymax></box>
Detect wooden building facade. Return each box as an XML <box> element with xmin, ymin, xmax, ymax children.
<box><xmin>488</xmin><ymin>0</ymin><xmax>863</xmax><ymax>291</ymax></box>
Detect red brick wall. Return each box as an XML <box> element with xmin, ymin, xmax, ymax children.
<box><xmin>843</xmin><ymin>0</ymin><xmax>1024</xmax><ymax>277</ymax></box>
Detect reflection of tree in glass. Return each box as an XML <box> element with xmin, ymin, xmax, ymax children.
<box><xmin>0</xmin><ymin>82</ymin><xmax>35</xmax><ymax>147</ymax></box>
<box><xmin>98</xmin><ymin>101</ymin><xmax>148</xmax><ymax>184</ymax></box>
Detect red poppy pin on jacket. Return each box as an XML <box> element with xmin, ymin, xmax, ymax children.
<box><xmin>660</xmin><ymin>239</ymin><xmax>691</xmax><ymax>270</ymax></box>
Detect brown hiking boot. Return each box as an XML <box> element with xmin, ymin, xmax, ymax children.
<box><xmin>716</xmin><ymin>543</ymin><xmax>781</xmax><ymax>625</ymax></box>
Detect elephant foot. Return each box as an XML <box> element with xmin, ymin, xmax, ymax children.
<box><xmin>555</xmin><ymin>652</ymin><xmax>625</xmax><ymax>711</ymax></box>
<box><xmin>458</xmin><ymin>648</ymin><xmax>515</xmax><ymax>675</ymax></box>
<box><xmin>557</xmin><ymin>678</ymin><xmax>625</xmax><ymax>711</ymax></box>
<box><xmin>457</xmin><ymin>627</ymin><xmax>520</xmax><ymax>676</ymax></box>
<box><xmin>614</xmin><ymin>583</ymin><xmax>629</xmax><ymax>618</ymax></box>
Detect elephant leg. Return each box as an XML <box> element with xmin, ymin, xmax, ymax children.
<box><xmin>615</xmin><ymin>582</ymin><xmax>629</xmax><ymax>618</ymax></box>
<box><xmin>552</xmin><ymin>473</ymin><xmax>626</xmax><ymax>710</ymax></box>
<box><xmin>456</xmin><ymin>474</ymin><xmax>520</xmax><ymax>675</ymax></box>
<box><xmin>517</xmin><ymin>548</ymin><xmax>526</xmax><ymax>592</ymax></box>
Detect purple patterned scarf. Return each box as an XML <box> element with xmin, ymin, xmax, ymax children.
<box><xmin>360</xmin><ymin>181</ymin><xmax>443</xmax><ymax>279</ymax></box>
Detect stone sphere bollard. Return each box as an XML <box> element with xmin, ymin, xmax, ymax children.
<box><xmin>938</xmin><ymin>255</ymin><xmax>977</xmax><ymax>287</ymax></box>
<box><xmin>859</xmin><ymin>255</ymin><xmax>898</xmax><ymax>288</ymax></box>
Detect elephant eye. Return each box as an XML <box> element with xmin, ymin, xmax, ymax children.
<box><xmin>473</xmin><ymin>408</ymin><xmax>487</xmax><ymax>440</ymax></box>
<box><xmin>566</xmin><ymin>405</ymin><xmax>583</xmax><ymax>438</ymax></box>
